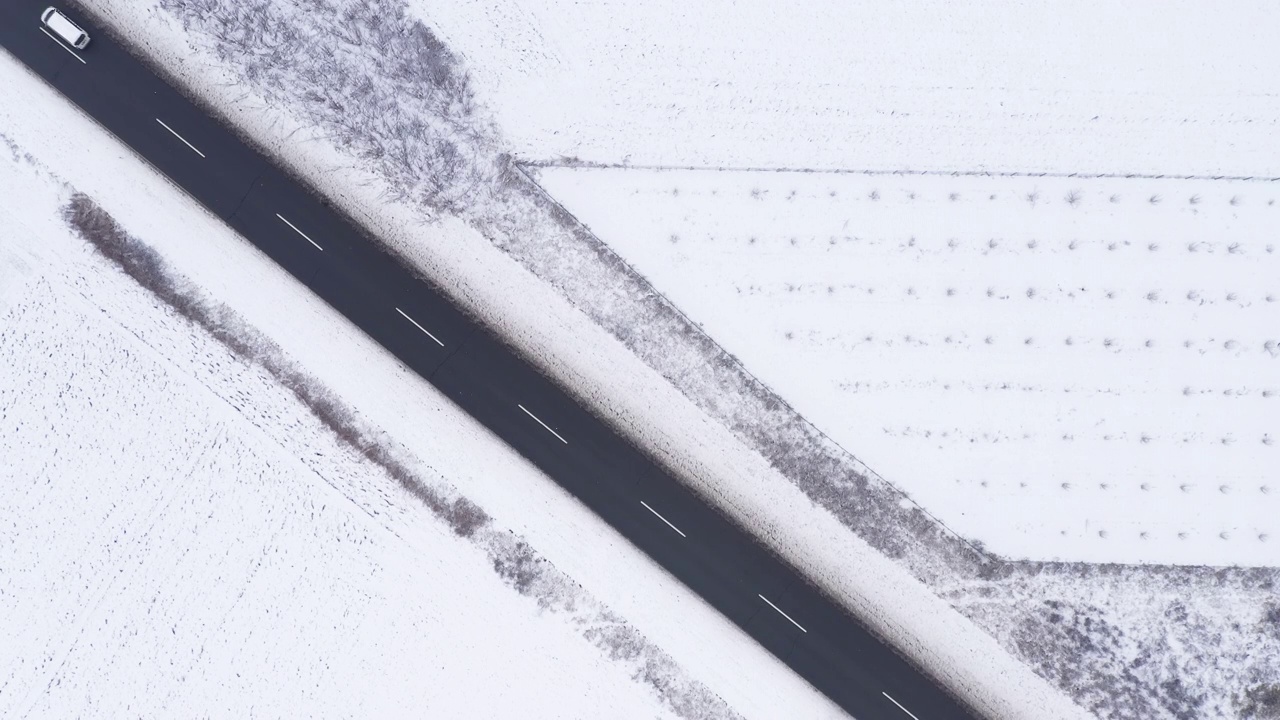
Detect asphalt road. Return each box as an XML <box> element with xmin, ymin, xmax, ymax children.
<box><xmin>1</xmin><ymin>5</ymin><xmax>982</xmax><ymax>719</ymax></box>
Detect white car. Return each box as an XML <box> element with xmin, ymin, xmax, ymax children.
<box><xmin>41</xmin><ymin>7</ymin><xmax>90</xmax><ymax>50</ymax></box>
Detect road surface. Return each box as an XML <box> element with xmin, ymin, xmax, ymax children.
<box><xmin>1</xmin><ymin>5</ymin><xmax>981</xmax><ymax>719</ymax></box>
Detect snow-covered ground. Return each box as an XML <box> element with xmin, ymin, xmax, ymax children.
<box><xmin>0</xmin><ymin>55</ymin><xmax>841</xmax><ymax>719</ymax></box>
<box><xmin>0</xmin><ymin>274</ymin><xmax>669</xmax><ymax>719</ymax></box>
<box><xmin>536</xmin><ymin>166</ymin><xmax>1280</xmax><ymax>566</ymax></box>
<box><xmin>11</xmin><ymin>0</ymin><xmax>1279</xmax><ymax>718</ymax></box>
<box><xmin>415</xmin><ymin>0</ymin><xmax>1280</xmax><ymax>176</ymax></box>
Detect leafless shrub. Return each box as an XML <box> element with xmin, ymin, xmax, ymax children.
<box><xmin>1065</xmin><ymin>190</ymin><xmax>1082</xmax><ymax>206</ymax></box>
<box><xmin>1149</xmin><ymin>194</ymin><xmax>1162</xmax><ymax>205</ymax></box>
<box><xmin>161</xmin><ymin>0</ymin><xmax>496</xmax><ymax>216</ymax></box>
<box><xmin>491</xmin><ymin>539</ymin><xmax>541</xmax><ymax>594</ymax></box>
<box><xmin>1239</xmin><ymin>683</ymin><xmax>1280</xmax><ymax>720</ymax></box>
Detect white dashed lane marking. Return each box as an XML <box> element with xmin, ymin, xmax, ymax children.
<box><xmin>275</xmin><ymin>213</ymin><xmax>322</xmax><ymax>250</ymax></box>
<box><xmin>395</xmin><ymin>307</ymin><xmax>444</xmax><ymax>347</ymax></box>
<box><xmin>38</xmin><ymin>26</ymin><xmax>85</xmax><ymax>64</ymax></box>
<box><xmin>758</xmin><ymin>594</ymin><xmax>807</xmax><ymax>633</ymax></box>
<box><xmin>518</xmin><ymin>404</ymin><xmax>568</xmax><ymax>444</ymax></box>
<box><xmin>640</xmin><ymin>500</ymin><xmax>687</xmax><ymax>537</ymax></box>
<box><xmin>155</xmin><ymin>118</ymin><xmax>206</xmax><ymax>158</ymax></box>
<box><xmin>882</xmin><ymin>692</ymin><xmax>922</xmax><ymax>720</ymax></box>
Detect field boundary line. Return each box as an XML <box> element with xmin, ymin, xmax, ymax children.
<box><xmin>524</xmin><ymin>160</ymin><xmax>1280</xmax><ymax>184</ymax></box>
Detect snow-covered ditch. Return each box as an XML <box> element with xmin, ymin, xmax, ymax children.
<box><xmin>0</xmin><ymin>58</ymin><xmax>841</xmax><ymax>719</ymax></box>
<box><xmin>41</xmin><ymin>0</ymin><xmax>1280</xmax><ymax>718</ymax></box>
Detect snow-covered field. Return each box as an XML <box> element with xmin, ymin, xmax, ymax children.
<box><xmin>12</xmin><ymin>0</ymin><xmax>1279</xmax><ymax>718</ymax></box>
<box><xmin>537</xmin><ymin>166</ymin><xmax>1279</xmax><ymax>566</ymax></box>
<box><xmin>0</xmin><ymin>274</ymin><xmax>666</xmax><ymax>719</ymax></box>
<box><xmin>416</xmin><ymin>0</ymin><xmax>1280</xmax><ymax>176</ymax></box>
<box><xmin>0</xmin><ymin>54</ymin><xmax>842</xmax><ymax>719</ymax></box>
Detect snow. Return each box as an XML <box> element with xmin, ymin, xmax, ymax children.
<box><xmin>0</xmin><ymin>54</ymin><xmax>837</xmax><ymax>720</ymax></box>
<box><xmin>26</xmin><ymin>0</ymin><xmax>1280</xmax><ymax>718</ymax></box>
<box><xmin>0</xmin><ymin>280</ymin><xmax>674</xmax><ymax>719</ymax></box>
<box><xmin>535</xmin><ymin>166</ymin><xmax>1280</xmax><ymax>566</ymax></box>
<box><xmin>413</xmin><ymin>0</ymin><xmax>1280</xmax><ymax>175</ymax></box>
<box><xmin>0</xmin><ymin>289</ymin><xmax>646</xmax><ymax>718</ymax></box>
